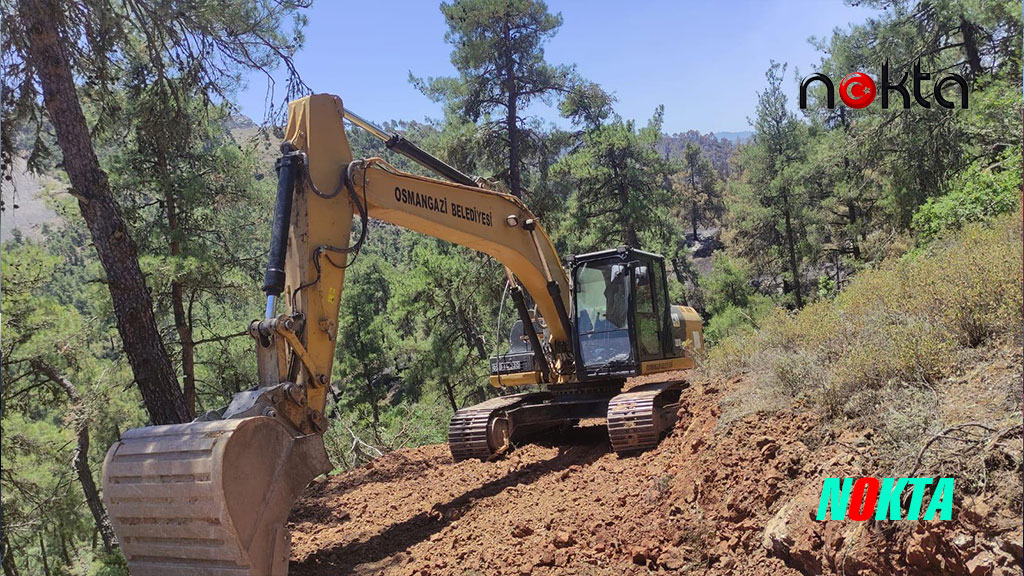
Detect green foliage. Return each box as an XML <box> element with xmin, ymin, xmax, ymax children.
<box><xmin>411</xmin><ymin>0</ymin><xmax>577</xmax><ymax>198</ymax></box>
<box><xmin>912</xmin><ymin>146</ymin><xmax>1023</xmax><ymax>241</ymax></box>
<box><xmin>102</xmin><ymin>86</ymin><xmax>271</xmax><ymax>415</ymax></box>
<box><xmin>712</xmin><ymin>208</ymin><xmax>1023</xmax><ymax>412</ymax></box>
<box><xmin>333</xmin><ymin>255</ymin><xmax>400</xmax><ymax>430</ymax></box>
<box><xmin>702</xmin><ymin>254</ymin><xmax>776</xmax><ymax>344</ymax></box>
<box><xmin>673</xmin><ymin>142</ymin><xmax>723</xmax><ymax>239</ymax></box>
<box><xmin>554</xmin><ymin>107</ymin><xmax>676</xmax><ymax>251</ymax></box>
<box><xmin>704</xmin><ymin>297</ymin><xmax>776</xmax><ymax>345</ymax></box>
<box><xmin>3</xmin><ymin>1</ymin><xmax>1023</xmax><ymax>572</ymax></box>
<box><xmin>728</xmin><ymin>62</ymin><xmax>813</xmax><ymax>308</ymax></box>
<box><xmin>1</xmin><ymin>241</ymin><xmax>140</xmax><ymax>575</ymax></box>
<box><xmin>704</xmin><ymin>254</ymin><xmax>754</xmax><ymax>315</ymax></box>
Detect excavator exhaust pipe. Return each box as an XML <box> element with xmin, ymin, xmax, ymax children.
<box><xmin>102</xmin><ymin>417</ymin><xmax>331</xmax><ymax>576</ymax></box>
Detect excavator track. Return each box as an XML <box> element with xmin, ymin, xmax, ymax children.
<box><xmin>607</xmin><ymin>380</ymin><xmax>686</xmax><ymax>454</ymax></box>
<box><xmin>448</xmin><ymin>394</ymin><xmax>533</xmax><ymax>461</ymax></box>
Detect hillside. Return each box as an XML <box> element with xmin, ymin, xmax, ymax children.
<box><xmin>0</xmin><ymin>158</ymin><xmax>60</xmax><ymax>241</ymax></box>
<box><xmin>288</xmin><ymin>347</ymin><xmax>1022</xmax><ymax>576</ymax></box>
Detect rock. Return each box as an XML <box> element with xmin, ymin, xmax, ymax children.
<box><xmin>660</xmin><ymin>547</ymin><xmax>686</xmax><ymax>571</ymax></box>
<box><xmin>997</xmin><ymin>533</ymin><xmax>1023</xmax><ymax>561</ymax></box>
<box><xmin>758</xmin><ymin>440</ymin><xmax>779</xmax><ymax>461</ymax></box>
<box><xmin>723</xmin><ymin>495</ymin><xmax>750</xmax><ymax>522</ymax></box>
<box><xmin>966</xmin><ymin>550</ymin><xmax>995</xmax><ymax>576</ymax></box>
<box><xmin>762</xmin><ymin>498</ymin><xmax>823</xmax><ymax>574</ymax></box>
<box><xmin>641</xmin><ymin>539</ymin><xmax>660</xmax><ymax>563</ymax></box>
<box><xmin>535</xmin><ymin>550</ymin><xmax>554</xmax><ymax>567</ymax></box>
<box><xmin>719</xmin><ymin>556</ymin><xmax>736</xmax><ymax>570</ymax></box>
<box><xmin>552</xmin><ymin>531</ymin><xmax>574</xmax><ymax>549</ymax></box>
<box><xmin>963</xmin><ymin>497</ymin><xmax>995</xmax><ymax>525</ymax></box>
<box><xmin>512</xmin><ymin>524</ymin><xmax>534</xmax><ymax>538</ymax></box>
<box><xmin>553</xmin><ymin>550</ymin><xmax>568</xmax><ymax>567</ymax></box>
<box><xmin>630</xmin><ymin>545</ymin><xmax>648</xmax><ymax>565</ymax></box>
<box><xmin>951</xmin><ymin>533</ymin><xmax>973</xmax><ymax>549</ymax></box>
<box><xmin>906</xmin><ymin>528</ymin><xmax>940</xmax><ymax>569</ymax></box>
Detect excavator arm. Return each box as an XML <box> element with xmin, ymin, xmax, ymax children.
<box><xmin>102</xmin><ymin>93</ymin><xmax>576</xmax><ymax>576</ymax></box>
<box><xmin>251</xmin><ymin>94</ymin><xmax>575</xmax><ymax>433</ymax></box>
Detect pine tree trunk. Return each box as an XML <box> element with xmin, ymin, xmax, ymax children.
<box><xmin>617</xmin><ymin>184</ymin><xmax>639</xmax><ymax>247</ymax></box>
<box><xmin>847</xmin><ymin>200</ymin><xmax>861</xmax><ymax>260</ymax></box>
<box><xmin>782</xmin><ymin>192</ymin><xmax>803</xmax><ymax>308</ymax></box>
<box><xmin>691</xmin><ymin>201</ymin><xmax>699</xmax><ymax>240</ymax></box>
<box><xmin>160</xmin><ymin>146</ymin><xmax>198</xmax><ymax>419</ymax></box>
<box><xmin>57</xmin><ymin>534</ymin><xmax>70</xmax><ymax>565</ymax></box>
<box><xmin>35</xmin><ymin>364</ymin><xmax>117</xmax><ymax>553</ymax></box>
<box><xmin>37</xmin><ymin>535</ymin><xmax>49</xmax><ymax>576</ymax></box>
<box><xmin>689</xmin><ymin>164</ymin><xmax>699</xmax><ymax>240</ymax></box>
<box><xmin>442</xmin><ymin>379</ymin><xmax>458</xmax><ymax>413</ymax></box>
<box><xmin>1</xmin><ymin>532</ymin><xmax>19</xmax><ymax>576</ymax></box>
<box><xmin>507</xmin><ymin>95</ymin><xmax>522</xmax><ymax>198</ymax></box>
<box><xmin>171</xmin><ymin>281</ymin><xmax>196</xmax><ymax>419</ymax></box>
<box><xmin>960</xmin><ymin>18</ymin><xmax>983</xmax><ymax>79</ymax></box>
<box><xmin>20</xmin><ymin>0</ymin><xmax>189</xmax><ymax>425</ymax></box>
<box><xmin>502</xmin><ymin>22</ymin><xmax>523</xmax><ymax>199</ymax></box>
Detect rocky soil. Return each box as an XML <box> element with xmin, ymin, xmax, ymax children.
<box><xmin>289</xmin><ymin>364</ymin><xmax>1022</xmax><ymax>576</ymax></box>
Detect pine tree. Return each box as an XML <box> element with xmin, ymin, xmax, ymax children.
<box><xmin>411</xmin><ymin>0</ymin><xmax>575</xmax><ymax>198</ymax></box>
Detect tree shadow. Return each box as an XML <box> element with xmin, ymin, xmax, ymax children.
<box><xmin>291</xmin><ymin>425</ymin><xmax>609</xmax><ymax>576</ymax></box>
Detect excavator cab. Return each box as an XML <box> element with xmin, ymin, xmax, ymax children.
<box><xmin>570</xmin><ymin>246</ymin><xmax>695</xmax><ymax>379</ymax></box>
<box><xmin>570</xmin><ymin>246</ymin><xmax>661</xmax><ymax>377</ymax></box>
<box><xmin>490</xmin><ymin>245</ymin><xmax>696</xmax><ymax>382</ymax></box>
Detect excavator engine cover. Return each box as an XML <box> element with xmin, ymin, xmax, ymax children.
<box><xmin>102</xmin><ymin>416</ymin><xmax>331</xmax><ymax>576</ymax></box>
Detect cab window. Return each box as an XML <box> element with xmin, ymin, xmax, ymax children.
<box><xmin>633</xmin><ymin>262</ymin><xmax>665</xmax><ymax>360</ymax></box>
<box><xmin>575</xmin><ymin>259</ymin><xmax>633</xmax><ymax>370</ymax></box>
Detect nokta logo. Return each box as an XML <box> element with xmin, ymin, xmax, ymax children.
<box><xmin>800</xmin><ymin>60</ymin><xmax>968</xmax><ymax>110</ymax></box>
<box><xmin>817</xmin><ymin>477</ymin><xmax>955</xmax><ymax>521</ymax></box>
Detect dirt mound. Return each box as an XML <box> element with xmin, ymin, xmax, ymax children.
<box><xmin>289</xmin><ymin>370</ymin><xmax>1022</xmax><ymax>576</ymax></box>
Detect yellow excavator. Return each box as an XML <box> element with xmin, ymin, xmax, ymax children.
<box><xmin>102</xmin><ymin>94</ymin><xmax>703</xmax><ymax>576</ymax></box>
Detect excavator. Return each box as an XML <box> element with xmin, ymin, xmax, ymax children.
<box><xmin>101</xmin><ymin>93</ymin><xmax>703</xmax><ymax>576</ymax></box>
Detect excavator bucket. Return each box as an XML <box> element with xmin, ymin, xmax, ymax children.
<box><xmin>102</xmin><ymin>416</ymin><xmax>331</xmax><ymax>576</ymax></box>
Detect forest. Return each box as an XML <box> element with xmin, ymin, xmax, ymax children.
<box><xmin>1</xmin><ymin>0</ymin><xmax>1021</xmax><ymax>574</ymax></box>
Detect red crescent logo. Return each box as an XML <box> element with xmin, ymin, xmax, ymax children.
<box><xmin>840</xmin><ymin>72</ymin><xmax>876</xmax><ymax>109</ymax></box>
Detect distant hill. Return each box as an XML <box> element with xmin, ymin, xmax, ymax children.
<box><xmin>657</xmin><ymin>130</ymin><xmax>743</xmax><ymax>180</ymax></box>
<box><xmin>1</xmin><ymin>158</ymin><xmax>60</xmax><ymax>241</ymax></box>
<box><xmin>711</xmin><ymin>130</ymin><xmax>752</xmax><ymax>144</ymax></box>
<box><xmin>1</xmin><ymin>113</ymin><xmax>273</xmax><ymax>242</ymax></box>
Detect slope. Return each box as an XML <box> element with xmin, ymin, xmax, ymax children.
<box><xmin>288</xmin><ymin>352</ymin><xmax>1022</xmax><ymax>576</ymax></box>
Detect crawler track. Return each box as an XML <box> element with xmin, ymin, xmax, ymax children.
<box><xmin>448</xmin><ymin>395</ymin><xmax>530</xmax><ymax>461</ymax></box>
<box><xmin>606</xmin><ymin>380</ymin><xmax>686</xmax><ymax>454</ymax></box>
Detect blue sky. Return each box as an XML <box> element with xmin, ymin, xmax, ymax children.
<box><xmin>237</xmin><ymin>0</ymin><xmax>879</xmax><ymax>135</ymax></box>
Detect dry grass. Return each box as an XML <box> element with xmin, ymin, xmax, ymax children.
<box><xmin>710</xmin><ymin>208</ymin><xmax>1023</xmax><ymax>493</ymax></box>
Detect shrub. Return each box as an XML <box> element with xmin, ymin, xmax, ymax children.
<box><xmin>912</xmin><ymin>146</ymin><xmax>1023</xmax><ymax>241</ymax></box>
<box><xmin>711</xmin><ymin>206</ymin><xmax>1023</xmax><ymax>413</ymax></box>
<box><xmin>704</xmin><ymin>294</ymin><xmax>775</xmax><ymax>345</ymax></box>
<box><xmin>704</xmin><ymin>254</ymin><xmax>755</xmax><ymax>315</ymax></box>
